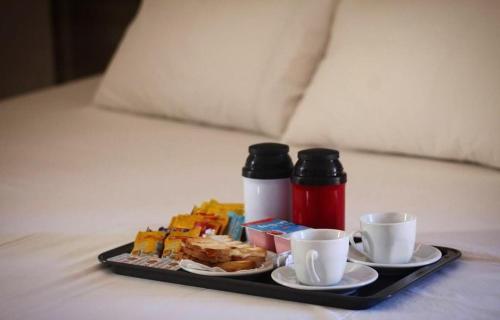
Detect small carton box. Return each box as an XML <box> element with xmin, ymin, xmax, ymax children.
<box><xmin>242</xmin><ymin>218</ymin><xmax>309</xmax><ymax>253</ymax></box>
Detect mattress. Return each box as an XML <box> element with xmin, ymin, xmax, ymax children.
<box><xmin>1</xmin><ymin>77</ymin><xmax>499</xmax><ymax>319</ymax></box>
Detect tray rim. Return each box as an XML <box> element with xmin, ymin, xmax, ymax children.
<box><xmin>97</xmin><ymin>243</ymin><xmax>461</xmax><ymax>310</ymax></box>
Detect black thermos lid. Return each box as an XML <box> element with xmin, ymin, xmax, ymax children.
<box><xmin>292</xmin><ymin>148</ymin><xmax>347</xmax><ymax>185</ymax></box>
<box><xmin>242</xmin><ymin>143</ymin><xmax>293</xmax><ymax>179</ymax></box>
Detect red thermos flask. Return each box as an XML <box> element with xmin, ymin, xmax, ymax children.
<box><xmin>292</xmin><ymin>149</ymin><xmax>347</xmax><ymax>230</ymax></box>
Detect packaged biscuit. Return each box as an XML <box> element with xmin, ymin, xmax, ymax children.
<box><xmin>191</xmin><ymin>199</ymin><xmax>243</xmax><ymax>234</ymax></box>
<box><xmin>162</xmin><ymin>238</ymin><xmax>184</xmax><ymax>258</ymax></box>
<box><xmin>227</xmin><ymin>211</ymin><xmax>245</xmax><ymax>240</ymax></box>
<box><xmin>162</xmin><ymin>228</ymin><xmax>202</xmax><ymax>259</ymax></box>
<box><xmin>130</xmin><ymin>199</ymin><xmax>245</xmax><ymax>259</ymax></box>
<box><xmin>192</xmin><ymin>212</ymin><xmax>226</xmax><ymax>234</ymax></box>
<box><xmin>131</xmin><ymin>231</ymin><xmax>166</xmax><ymax>256</ymax></box>
<box><xmin>169</xmin><ymin>214</ymin><xmax>197</xmax><ymax>230</ymax></box>
<box><xmin>193</xmin><ymin>199</ymin><xmax>244</xmax><ymax>216</ymax></box>
<box><xmin>169</xmin><ymin>214</ymin><xmax>223</xmax><ymax>236</ymax></box>
<box><xmin>169</xmin><ymin>226</ymin><xmax>202</xmax><ymax>238</ymax></box>
<box><xmin>109</xmin><ymin>253</ymin><xmax>180</xmax><ymax>271</ymax></box>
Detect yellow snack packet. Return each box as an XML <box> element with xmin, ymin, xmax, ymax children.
<box><xmin>131</xmin><ymin>231</ymin><xmax>166</xmax><ymax>256</ymax></box>
<box><xmin>169</xmin><ymin>214</ymin><xmax>197</xmax><ymax>230</ymax></box>
<box><xmin>192</xmin><ymin>199</ymin><xmax>244</xmax><ymax>216</ymax></box>
<box><xmin>169</xmin><ymin>214</ymin><xmax>223</xmax><ymax>235</ymax></box>
<box><xmin>162</xmin><ymin>228</ymin><xmax>203</xmax><ymax>259</ymax></box>
<box><xmin>192</xmin><ymin>212</ymin><xmax>227</xmax><ymax>234</ymax></box>
<box><xmin>169</xmin><ymin>226</ymin><xmax>203</xmax><ymax>238</ymax></box>
<box><xmin>192</xmin><ymin>199</ymin><xmax>243</xmax><ymax>234</ymax></box>
<box><xmin>162</xmin><ymin>238</ymin><xmax>184</xmax><ymax>258</ymax></box>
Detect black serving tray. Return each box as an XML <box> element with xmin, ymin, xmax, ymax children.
<box><xmin>98</xmin><ymin>243</ymin><xmax>460</xmax><ymax>310</ymax></box>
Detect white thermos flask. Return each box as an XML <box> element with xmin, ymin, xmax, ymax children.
<box><xmin>242</xmin><ymin>143</ymin><xmax>293</xmax><ymax>222</ymax></box>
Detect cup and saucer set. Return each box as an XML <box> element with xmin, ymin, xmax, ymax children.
<box><xmin>271</xmin><ymin>212</ymin><xmax>442</xmax><ymax>291</ymax></box>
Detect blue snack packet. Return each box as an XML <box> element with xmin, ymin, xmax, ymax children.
<box><xmin>227</xmin><ymin>211</ymin><xmax>245</xmax><ymax>240</ymax></box>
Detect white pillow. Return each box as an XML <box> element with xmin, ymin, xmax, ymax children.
<box><xmin>283</xmin><ymin>0</ymin><xmax>500</xmax><ymax>168</ymax></box>
<box><xmin>95</xmin><ymin>0</ymin><xmax>337</xmax><ymax>137</ymax></box>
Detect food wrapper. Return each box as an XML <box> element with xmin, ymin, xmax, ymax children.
<box><xmin>109</xmin><ymin>253</ymin><xmax>180</xmax><ymax>271</ymax></box>
<box><xmin>162</xmin><ymin>238</ymin><xmax>184</xmax><ymax>258</ymax></box>
<box><xmin>169</xmin><ymin>215</ymin><xmax>194</xmax><ymax>229</ymax></box>
<box><xmin>169</xmin><ymin>226</ymin><xmax>202</xmax><ymax>238</ymax></box>
<box><xmin>131</xmin><ymin>231</ymin><xmax>166</xmax><ymax>256</ymax></box>
<box><xmin>193</xmin><ymin>199</ymin><xmax>244</xmax><ymax>215</ymax></box>
<box><xmin>163</xmin><ymin>226</ymin><xmax>203</xmax><ymax>258</ymax></box>
<box><xmin>227</xmin><ymin>211</ymin><xmax>245</xmax><ymax>240</ymax></box>
<box><xmin>191</xmin><ymin>199</ymin><xmax>243</xmax><ymax>234</ymax></box>
<box><xmin>192</xmin><ymin>212</ymin><xmax>227</xmax><ymax>234</ymax></box>
<box><xmin>132</xmin><ymin>199</ymin><xmax>244</xmax><ymax>259</ymax></box>
<box><xmin>169</xmin><ymin>214</ymin><xmax>223</xmax><ymax>236</ymax></box>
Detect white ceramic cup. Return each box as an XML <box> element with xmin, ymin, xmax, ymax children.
<box><xmin>290</xmin><ymin>229</ymin><xmax>348</xmax><ymax>286</ymax></box>
<box><xmin>350</xmin><ymin>212</ymin><xmax>416</xmax><ymax>264</ymax></box>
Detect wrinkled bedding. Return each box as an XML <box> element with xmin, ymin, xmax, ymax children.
<box><xmin>1</xmin><ymin>77</ymin><xmax>499</xmax><ymax>319</ymax></box>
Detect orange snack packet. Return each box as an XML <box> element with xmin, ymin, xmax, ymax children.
<box><xmin>169</xmin><ymin>214</ymin><xmax>223</xmax><ymax>235</ymax></box>
<box><xmin>192</xmin><ymin>199</ymin><xmax>243</xmax><ymax>234</ymax></box>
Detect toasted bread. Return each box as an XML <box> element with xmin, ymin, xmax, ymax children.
<box><xmin>183</xmin><ymin>238</ymin><xmax>231</xmax><ymax>264</ymax></box>
<box><xmin>216</xmin><ymin>260</ymin><xmax>257</xmax><ymax>272</ymax></box>
<box><xmin>186</xmin><ymin>237</ymin><xmax>230</xmax><ymax>252</ymax></box>
<box><xmin>230</xmin><ymin>246</ymin><xmax>267</xmax><ymax>264</ymax></box>
<box><xmin>182</xmin><ymin>245</ymin><xmax>231</xmax><ymax>264</ymax></box>
<box><xmin>182</xmin><ymin>236</ymin><xmax>267</xmax><ymax>270</ymax></box>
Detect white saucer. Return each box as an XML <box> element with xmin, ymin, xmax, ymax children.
<box><xmin>271</xmin><ymin>262</ymin><xmax>378</xmax><ymax>291</ymax></box>
<box><xmin>179</xmin><ymin>251</ymin><xmax>275</xmax><ymax>277</ymax></box>
<box><xmin>348</xmin><ymin>243</ymin><xmax>442</xmax><ymax>268</ymax></box>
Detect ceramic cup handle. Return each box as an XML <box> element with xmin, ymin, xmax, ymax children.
<box><xmin>349</xmin><ymin>230</ymin><xmax>371</xmax><ymax>259</ymax></box>
<box><xmin>305</xmin><ymin>249</ymin><xmax>321</xmax><ymax>284</ymax></box>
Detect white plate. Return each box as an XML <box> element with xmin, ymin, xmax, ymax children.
<box><xmin>348</xmin><ymin>242</ymin><xmax>442</xmax><ymax>268</ymax></box>
<box><xmin>271</xmin><ymin>262</ymin><xmax>378</xmax><ymax>291</ymax></box>
<box><xmin>179</xmin><ymin>251</ymin><xmax>276</xmax><ymax>277</ymax></box>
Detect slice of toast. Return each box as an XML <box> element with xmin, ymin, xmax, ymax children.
<box><xmin>216</xmin><ymin>260</ymin><xmax>257</xmax><ymax>272</ymax></box>
<box><xmin>186</xmin><ymin>237</ymin><xmax>229</xmax><ymax>251</ymax></box>
<box><xmin>210</xmin><ymin>235</ymin><xmax>266</xmax><ymax>262</ymax></box>
<box><xmin>230</xmin><ymin>246</ymin><xmax>267</xmax><ymax>264</ymax></box>
<box><xmin>182</xmin><ymin>236</ymin><xmax>267</xmax><ymax>268</ymax></box>
<box><xmin>183</xmin><ymin>238</ymin><xmax>231</xmax><ymax>264</ymax></box>
<box><xmin>182</xmin><ymin>246</ymin><xmax>230</xmax><ymax>264</ymax></box>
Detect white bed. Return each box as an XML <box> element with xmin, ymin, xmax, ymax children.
<box><xmin>1</xmin><ymin>77</ymin><xmax>499</xmax><ymax>319</ymax></box>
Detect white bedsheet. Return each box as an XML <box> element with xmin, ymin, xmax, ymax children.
<box><xmin>1</xmin><ymin>77</ymin><xmax>499</xmax><ymax>319</ymax></box>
